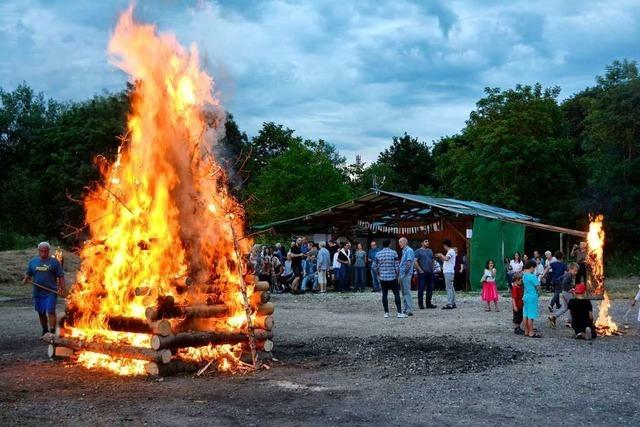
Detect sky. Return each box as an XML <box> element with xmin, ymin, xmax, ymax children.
<box><xmin>1</xmin><ymin>0</ymin><xmax>639</xmax><ymax>162</ymax></box>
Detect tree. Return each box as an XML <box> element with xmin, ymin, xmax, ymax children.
<box><xmin>246</xmin><ymin>140</ymin><xmax>352</xmax><ymax>224</ymax></box>
<box><xmin>579</xmin><ymin>60</ymin><xmax>640</xmax><ymax>246</ymax></box>
<box><xmin>432</xmin><ymin>84</ymin><xmax>578</xmax><ymax>226</ymax></box>
<box><xmin>246</xmin><ymin>122</ymin><xmax>301</xmax><ymax>181</ymax></box>
<box><xmin>374</xmin><ymin>133</ymin><xmax>435</xmax><ymax>193</ymax></box>
<box><xmin>0</xmin><ymin>85</ymin><xmax>129</xmax><ymax>248</ymax></box>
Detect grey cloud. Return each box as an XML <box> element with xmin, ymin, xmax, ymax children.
<box><xmin>0</xmin><ymin>0</ymin><xmax>638</xmax><ymax>163</ymax></box>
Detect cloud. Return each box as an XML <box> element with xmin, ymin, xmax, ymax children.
<box><xmin>1</xmin><ymin>0</ymin><xmax>638</xmax><ymax>162</ymax></box>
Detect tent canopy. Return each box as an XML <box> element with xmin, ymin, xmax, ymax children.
<box><xmin>253</xmin><ymin>190</ymin><xmax>584</xmax><ymax>237</ymax></box>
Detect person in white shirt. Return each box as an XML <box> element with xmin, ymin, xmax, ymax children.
<box><xmin>331</xmin><ymin>251</ymin><xmax>340</xmax><ymax>285</ymax></box>
<box><xmin>507</xmin><ymin>252</ymin><xmax>524</xmax><ymax>288</ymax></box>
<box><xmin>437</xmin><ymin>239</ymin><xmax>457</xmax><ymax>309</ymax></box>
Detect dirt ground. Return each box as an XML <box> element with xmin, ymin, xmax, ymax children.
<box><xmin>1</xmin><ymin>288</ymin><xmax>639</xmax><ymax>426</ymax></box>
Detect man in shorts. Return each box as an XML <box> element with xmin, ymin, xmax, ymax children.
<box><xmin>23</xmin><ymin>242</ymin><xmax>65</xmax><ymax>336</ymax></box>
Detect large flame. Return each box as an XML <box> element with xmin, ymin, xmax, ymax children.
<box><xmin>66</xmin><ymin>7</ymin><xmax>252</xmax><ymax>374</ymax></box>
<box><xmin>586</xmin><ymin>214</ymin><xmax>605</xmax><ymax>296</ymax></box>
<box><xmin>586</xmin><ymin>215</ymin><xmax>618</xmax><ymax>335</ymax></box>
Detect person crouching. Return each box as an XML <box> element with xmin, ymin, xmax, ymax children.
<box><xmin>567</xmin><ymin>283</ymin><xmax>597</xmax><ymax>340</ymax></box>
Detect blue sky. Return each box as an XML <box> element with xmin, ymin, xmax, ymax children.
<box><xmin>1</xmin><ymin>0</ymin><xmax>638</xmax><ymax>162</ymax></box>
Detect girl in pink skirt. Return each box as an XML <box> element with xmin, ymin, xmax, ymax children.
<box><xmin>481</xmin><ymin>260</ymin><xmax>499</xmax><ymax>311</ymax></box>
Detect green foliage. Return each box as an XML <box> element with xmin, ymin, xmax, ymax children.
<box><xmin>0</xmin><ymin>84</ymin><xmax>129</xmax><ymax>247</ymax></box>
<box><xmin>0</xmin><ymin>231</ymin><xmax>45</xmax><ymax>251</ymax></box>
<box><xmin>2</xmin><ymin>59</ymin><xmax>640</xmax><ymax>263</ymax></box>
<box><xmin>374</xmin><ymin>133</ymin><xmax>435</xmax><ymax>193</ymax></box>
<box><xmin>578</xmin><ymin>60</ymin><xmax>640</xmax><ymax>246</ymax></box>
<box><xmin>246</xmin><ymin>122</ymin><xmax>300</xmax><ymax>180</ymax></box>
<box><xmin>432</xmin><ymin>84</ymin><xmax>578</xmax><ymax>227</ymax></box>
<box><xmin>246</xmin><ymin>139</ymin><xmax>352</xmax><ymax>223</ymax></box>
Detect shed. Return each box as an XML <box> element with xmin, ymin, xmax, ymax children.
<box><xmin>253</xmin><ymin>190</ymin><xmax>586</xmax><ymax>290</ymax></box>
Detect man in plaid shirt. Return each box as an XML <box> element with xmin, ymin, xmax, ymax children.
<box><xmin>372</xmin><ymin>239</ymin><xmax>406</xmax><ymax>318</ymax></box>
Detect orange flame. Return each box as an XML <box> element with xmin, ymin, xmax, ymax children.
<box><xmin>586</xmin><ymin>214</ymin><xmax>605</xmax><ymax>296</ymax></box>
<box><xmin>66</xmin><ymin>6</ymin><xmax>252</xmax><ymax>374</ymax></box>
<box><xmin>586</xmin><ymin>215</ymin><xmax>618</xmax><ymax>335</ymax></box>
<box><xmin>595</xmin><ymin>292</ymin><xmax>618</xmax><ymax>336</ymax></box>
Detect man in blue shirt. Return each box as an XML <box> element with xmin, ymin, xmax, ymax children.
<box><xmin>23</xmin><ymin>242</ymin><xmax>65</xmax><ymax>336</ymax></box>
<box><xmin>367</xmin><ymin>241</ymin><xmax>381</xmax><ymax>292</ymax></box>
<box><xmin>372</xmin><ymin>239</ymin><xmax>405</xmax><ymax>318</ymax></box>
<box><xmin>414</xmin><ymin>238</ymin><xmax>437</xmax><ymax>309</ymax></box>
<box><xmin>398</xmin><ymin>237</ymin><xmax>415</xmax><ymax>316</ymax></box>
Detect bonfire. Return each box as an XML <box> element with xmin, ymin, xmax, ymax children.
<box><xmin>42</xmin><ymin>6</ymin><xmax>275</xmax><ymax>376</ymax></box>
<box><xmin>586</xmin><ymin>215</ymin><xmax>618</xmax><ymax>336</ymax></box>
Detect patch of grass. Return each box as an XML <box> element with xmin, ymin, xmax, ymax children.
<box><xmin>604</xmin><ymin>276</ymin><xmax>640</xmax><ymax>299</ymax></box>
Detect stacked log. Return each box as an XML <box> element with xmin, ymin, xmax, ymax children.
<box><xmin>51</xmin><ymin>279</ymin><xmax>275</xmax><ymax>376</ymax></box>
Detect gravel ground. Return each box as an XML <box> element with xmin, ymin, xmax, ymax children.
<box><xmin>1</xmin><ymin>291</ymin><xmax>638</xmax><ymax>426</ymax></box>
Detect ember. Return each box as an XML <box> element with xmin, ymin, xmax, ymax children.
<box><xmin>43</xmin><ymin>6</ymin><xmax>274</xmax><ymax>375</ymax></box>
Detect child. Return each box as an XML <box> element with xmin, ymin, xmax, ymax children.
<box><xmin>522</xmin><ymin>260</ymin><xmax>542</xmax><ymax>338</ymax></box>
<box><xmin>567</xmin><ymin>283</ymin><xmax>596</xmax><ymax>339</ymax></box>
<box><xmin>548</xmin><ymin>262</ymin><xmax>579</xmax><ymax>328</ymax></box>
<box><xmin>481</xmin><ymin>260</ymin><xmax>499</xmax><ymax>311</ymax></box>
<box><xmin>630</xmin><ymin>285</ymin><xmax>640</xmax><ymax>325</ymax></box>
<box><xmin>511</xmin><ymin>272</ymin><xmax>524</xmax><ymax>334</ymax></box>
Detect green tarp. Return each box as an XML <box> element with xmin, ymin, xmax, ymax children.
<box><xmin>470</xmin><ymin>217</ymin><xmax>525</xmax><ymax>290</ymax></box>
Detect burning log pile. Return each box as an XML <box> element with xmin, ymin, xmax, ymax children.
<box><xmin>43</xmin><ymin>279</ymin><xmax>275</xmax><ymax>375</ymax></box>
<box><xmin>43</xmin><ymin>8</ymin><xmax>276</xmax><ymax>375</ymax></box>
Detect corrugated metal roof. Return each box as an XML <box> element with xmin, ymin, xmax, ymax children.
<box><xmin>252</xmin><ymin>190</ymin><xmax>538</xmax><ymax>230</ymax></box>
<box><xmin>383</xmin><ymin>191</ymin><xmax>537</xmax><ymax>221</ymax></box>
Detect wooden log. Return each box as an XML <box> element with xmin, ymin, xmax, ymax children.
<box><xmin>107</xmin><ymin>316</ymin><xmax>152</xmax><ymax>334</ymax></box>
<box><xmin>150</xmin><ymin>329</ymin><xmax>273</xmax><ymax>350</ymax></box>
<box><xmin>144</xmin><ymin>360</ymin><xmax>199</xmax><ymax>376</ymax></box>
<box><xmin>242</xmin><ymin>339</ymin><xmax>274</xmax><ymax>352</ymax></box>
<box><xmin>41</xmin><ymin>333</ymin><xmax>172</xmax><ymax>364</ymax></box>
<box><xmin>254</xmin><ymin>281</ymin><xmax>269</xmax><ymax>291</ymax></box>
<box><xmin>145</xmin><ymin>304</ymin><xmax>229</xmax><ymax>321</ymax></box>
<box><xmin>249</xmin><ymin>291</ymin><xmax>271</xmax><ymax>306</ymax></box>
<box><xmin>151</xmin><ymin>319</ymin><xmax>173</xmax><ymax>336</ymax></box>
<box><xmin>256</xmin><ymin>302</ymin><xmax>275</xmax><ymax>315</ymax></box>
<box><xmin>253</xmin><ymin>315</ymin><xmax>274</xmax><ymax>331</ymax></box>
<box><xmin>47</xmin><ymin>344</ymin><xmax>75</xmax><ymax>359</ymax></box>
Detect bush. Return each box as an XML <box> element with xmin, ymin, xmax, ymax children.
<box><xmin>0</xmin><ymin>232</ymin><xmax>44</xmax><ymax>251</ymax></box>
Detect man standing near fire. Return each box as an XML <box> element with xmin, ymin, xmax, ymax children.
<box><xmin>23</xmin><ymin>242</ymin><xmax>65</xmax><ymax>336</ymax></box>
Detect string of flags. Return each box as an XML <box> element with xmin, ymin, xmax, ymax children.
<box><xmin>356</xmin><ymin>220</ymin><xmax>442</xmax><ymax>235</ymax></box>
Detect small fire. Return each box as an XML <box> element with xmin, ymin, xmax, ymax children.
<box><xmin>586</xmin><ymin>215</ymin><xmax>619</xmax><ymax>335</ymax></box>
<box><xmin>595</xmin><ymin>292</ymin><xmax>618</xmax><ymax>336</ymax></box>
<box><xmin>64</xmin><ymin>6</ymin><xmax>253</xmax><ymax>374</ymax></box>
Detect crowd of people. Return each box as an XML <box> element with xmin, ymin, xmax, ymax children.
<box><xmin>18</xmin><ymin>240</ymin><xmax>640</xmax><ymax>343</ymax></box>
<box><xmin>498</xmin><ymin>242</ymin><xmax>597</xmax><ymax>340</ymax></box>
<box><xmin>251</xmin><ymin>237</ymin><xmax>610</xmax><ymax>340</ymax></box>
<box><xmin>249</xmin><ymin>237</ymin><xmax>466</xmax><ymax>311</ymax></box>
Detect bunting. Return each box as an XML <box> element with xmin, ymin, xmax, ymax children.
<box><xmin>356</xmin><ymin>220</ymin><xmax>442</xmax><ymax>235</ymax></box>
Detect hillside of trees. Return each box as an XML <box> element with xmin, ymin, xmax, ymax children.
<box><xmin>1</xmin><ymin>60</ymin><xmax>638</xmax><ymax>271</ymax></box>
